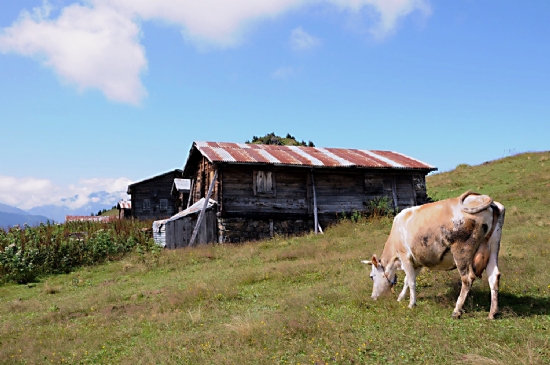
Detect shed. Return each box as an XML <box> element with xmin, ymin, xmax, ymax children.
<box><xmin>127</xmin><ymin>169</ymin><xmax>183</xmax><ymax>221</ymax></box>
<box><xmin>163</xmin><ymin>198</ymin><xmax>218</xmax><ymax>248</ymax></box>
<box><xmin>116</xmin><ymin>200</ymin><xmax>131</xmax><ymax>219</ymax></box>
<box><xmin>182</xmin><ymin>141</ymin><xmax>437</xmax><ymax>243</ymax></box>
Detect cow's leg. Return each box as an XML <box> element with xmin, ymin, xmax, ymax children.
<box><xmin>486</xmin><ymin>206</ymin><xmax>504</xmax><ymax>319</ymax></box>
<box><xmin>452</xmin><ymin>262</ymin><xmax>476</xmax><ymax>319</ymax></box>
<box><xmin>397</xmin><ymin>275</ymin><xmax>409</xmax><ymax>302</ymax></box>
<box><xmin>486</xmin><ymin>253</ymin><xmax>500</xmax><ymax>319</ymax></box>
<box><xmin>397</xmin><ymin>260</ymin><xmax>421</xmax><ymax>308</ymax></box>
<box><xmin>397</xmin><ymin>267</ymin><xmax>422</xmax><ymax>303</ymax></box>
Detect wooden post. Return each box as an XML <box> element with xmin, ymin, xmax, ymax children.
<box><xmin>186</xmin><ymin>178</ymin><xmax>195</xmax><ymax>209</ymax></box>
<box><xmin>391</xmin><ymin>177</ymin><xmax>398</xmax><ymax>213</ymax></box>
<box><xmin>189</xmin><ymin>169</ymin><xmax>218</xmax><ymax>246</ymax></box>
<box><xmin>411</xmin><ymin>175</ymin><xmax>418</xmax><ymax>206</ymax></box>
<box><xmin>311</xmin><ymin>170</ymin><xmax>318</xmax><ymax>235</ymax></box>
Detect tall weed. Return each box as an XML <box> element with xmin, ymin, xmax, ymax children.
<box><xmin>0</xmin><ymin>220</ymin><xmax>153</xmax><ymax>284</ymax></box>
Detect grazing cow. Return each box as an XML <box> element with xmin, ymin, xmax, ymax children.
<box><xmin>362</xmin><ymin>191</ymin><xmax>505</xmax><ymax>319</ymax></box>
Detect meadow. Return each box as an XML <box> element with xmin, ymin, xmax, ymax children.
<box><xmin>0</xmin><ymin>151</ymin><xmax>549</xmax><ymax>364</ymax></box>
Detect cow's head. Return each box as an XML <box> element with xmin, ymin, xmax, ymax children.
<box><xmin>362</xmin><ymin>255</ymin><xmax>398</xmax><ymax>299</ymax></box>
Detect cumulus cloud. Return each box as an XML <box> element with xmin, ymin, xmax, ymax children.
<box><xmin>0</xmin><ymin>175</ymin><xmax>132</xmax><ymax>210</ymax></box>
<box><xmin>0</xmin><ymin>1</ymin><xmax>147</xmax><ymax>105</ymax></box>
<box><xmin>0</xmin><ymin>0</ymin><xmax>430</xmax><ymax>104</ymax></box>
<box><xmin>290</xmin><ymin>27</ymin><xmax>320</xmax><ymax>50</ymax></box>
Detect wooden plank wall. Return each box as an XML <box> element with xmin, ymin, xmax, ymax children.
<box><xmin>131</xmin><ymin>173</ymin><xmax>179</xmax><ymax>220</ymax></box>
<box><xmin>221</xmin><ymin>165</ymin><xmax>309</xmax><ymax>218</ymax></box>
<box><xmin>165</xmin><ymin>210</ymin><xmax>218</xmax><ymax>248</ymax></box>
<box><xmin>188</xmin><ymin>157</ymin><xmax>219</xmax><ymax>208</ymax></box>
<box><xmin>314</xmin><ymin>170</ymin><xmax>366</xmax><ymax>215</ymax></box>
<box><xmin>185</xmin><ymin>159</ymin><xmax>429</xmax><ymax>219</ymax></box>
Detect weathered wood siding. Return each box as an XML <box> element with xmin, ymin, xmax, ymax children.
<box><xmin>221</xmin><ymin>165</ymin><xmax>309</xmax><ymax>219</ymax></box>
<box><xmin>184</xmin><ymin>158</ymin><xmax>430</xmax><ymax>220</ymax></box>
<box><xmin>131</xmin><ymin>173</ymin><xmax>180</xmax><ymax>221</ymax></box>
<box><xmin>187</xmin><ymin>157</ymin><xmax>219</xmax><ymax>208</ymax></box>
<box><xmin>313</xmin><ymin>170</ymin><xmax>366</xmax><ymax>215</ymax></box>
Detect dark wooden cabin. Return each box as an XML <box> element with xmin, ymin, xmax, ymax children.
<box><xmin>127</xmin><ymin>169</ymin><xmax>183</xmax><ymax>220</ymax></box>
<box><xmin>181</xmin><ymin>141</ymin><xmax>437</xmax><ymax>243</ymax></box>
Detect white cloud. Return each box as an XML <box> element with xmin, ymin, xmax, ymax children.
<box><xmin>290</xmin><ymin>27</ymin><xmax>320</xmax><ymax>50</ymax></box>
<box><xmin>0</xmin><ymin>1</ymin><xmax>147</xmax><ymax>105</ymax></box>
<box><xmin>331</xmin><ymin>0</ymin><xmax>432</xmax><ymax>39</ymax></box>
<box><xmin>0</xmin><ymin>175</ymin><xmax>132</xmax><ymax>210</ymax></box>
<box><xmin>272</xmin><ymin>66</ymin><xmax>295</xmax><ymax>80</ymax></box>
<box><xmin>0</xmin><ymin>0</ymin><xmax>430</xmax><ymax>104</ymax></box>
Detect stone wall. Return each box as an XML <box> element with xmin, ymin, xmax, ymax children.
<box><xmin>217</xmin><ymin>217</ymin><xmax>318</xmax><ymax>243</ymax></box>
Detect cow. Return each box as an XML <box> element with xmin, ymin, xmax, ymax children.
<box><xmin>362</xmin><ymin>191</ymin><xmax>505</xmax><ymax>319</ymax></box>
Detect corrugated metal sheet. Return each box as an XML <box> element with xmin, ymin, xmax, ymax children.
<box><xmin>192</xmin><ymin>141</ymin><xmax>436</xmax><ymax>170</ymax></box>
<box><xmin>165</xmin><ymin>198</ymin><xmax>217</xmax><ymax>223</ymax></box>
<box><xmin>173</xmin><ymin>178</ymin><xmax>191</xmax><ymax>192</ymax></box>
<box><xmin>152</xmin><ymin>219</ymin><xmax>167</xmax><ymax>247</ymax></box>
<box><xmin>117</xmin><ymin>200</ymin><xmax>131</xmax><ymax>210</ymax></box>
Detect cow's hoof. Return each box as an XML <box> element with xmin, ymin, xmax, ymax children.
<box><xmin>451</xmin><ymin>311</ymin><xmax>462</xmax><ymax>319</ymax></box>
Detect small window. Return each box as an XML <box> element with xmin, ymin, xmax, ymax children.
<box><xmin>143</xmin><ymin>199</ymin><xmax>151</xmax><ymax>211</ymax></box>
<box><xmin>253</xmin><ymin>171</ymin><xmax>276</xmax><ymax>196</ymax></box>
<box><xmin>160</xmin><ymin>199</ymin><xmax>168</xmax><ymax>211</ymax></box>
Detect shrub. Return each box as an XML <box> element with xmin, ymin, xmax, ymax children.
<box><xmin>0</xmin><ymin>219</ymin><xmax>154</xmax><ymax>285</ymax></box>
<box><xmin>367</xmin><ymin>196</ymin><xmax>394</xmax><ymax>217</ymax></box>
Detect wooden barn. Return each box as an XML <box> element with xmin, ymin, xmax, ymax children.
<box><xmin>127</xmin><ymin>169</ymin><xmax>183</xmax><ymax>221</ymax></box>
<box><xmin>181</xmin><ymin>141</ymin><xmax>437</xmax><ymax>243</ymax></box>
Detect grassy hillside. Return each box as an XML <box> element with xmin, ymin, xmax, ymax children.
<box><xmin>1</xmin><ymin>153</ymin><xmax>549</xmax><ymax>364</ymax></box>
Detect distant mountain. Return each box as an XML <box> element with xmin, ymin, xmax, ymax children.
<box><xmin>27</xmin><ymin>190</ymin><xmax>126</xmax><ymax>222</ymax></box>
<box><xmin>0</xmin><ymin>211</ymin><xmax>52</xmax><ymax>230</ymax></box>
<box><xmin>0</xmin><ymin>202</ymin><xmax>30</xmax><ymax>216</ymax></box>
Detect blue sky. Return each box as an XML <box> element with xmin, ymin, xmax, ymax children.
<box><xmin>0</xmin><ymin>0</ymin><xmax>549</xmax><ymax>209</ymax></box>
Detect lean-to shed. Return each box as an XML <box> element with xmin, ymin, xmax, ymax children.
<box><xmin>163</xmin><ymin>198</ymin><xmax>218</xmax><ymax>248</ymax></box>
<box><xmin>182</xmin><ymin>141</ymin><xmax>437</xmax><ymax>243</ymax></box>
<box><xmin>127</xmin><ymin>169</ymin><xmax>183</xmax><ymax>221</ymax></box>
<box><xmin>116</xmin><ymin>200</ymin><xmax>131</xmax><ymax>219</ymax></box>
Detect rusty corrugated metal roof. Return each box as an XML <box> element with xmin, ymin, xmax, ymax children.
<box><xmin>192</xmin><ymin>141</ymin><xmax>436</xmax><ymax>170</ymax></box>
<box><xmin>117</xmin><ymin>200</ymin><xmax>131</xmax><ymax>210</ymax></box>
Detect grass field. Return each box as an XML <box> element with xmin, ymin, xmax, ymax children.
<box><xmin>0</xmin><ymin>152</ymin><xmax>549</xmax><ymax>364</ymax></box>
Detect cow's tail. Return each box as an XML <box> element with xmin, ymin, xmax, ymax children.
<box><xmin>472</xmin><ymin>203</ymin><xmax>501</xmax><ymax>278</ymax></box>
<box><xmin>459</xmin><ymin>190</ymin><xmax>493</xmax><ymax>214</ymax></box>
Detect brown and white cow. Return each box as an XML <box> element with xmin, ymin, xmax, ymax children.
<box><xmin>363</xmin><ymin>191</ymin><xmax>505</xmax><ymax>319</ymax></box>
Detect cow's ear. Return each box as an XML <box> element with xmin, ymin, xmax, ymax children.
<box><xmin>371</xmin><ymin>255</ymin><xmax>379</xmax><ymax>268</ymax></box>
<box><xmin>361</xmin><ymin>260</ymin><xmax>372</xmax><ymax>265</ymax></box>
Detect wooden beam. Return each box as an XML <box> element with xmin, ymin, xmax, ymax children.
<box><xmin>189</xmin><ymin>169</ymin><xmax>218</xmax><ymax>247</ymax></box>
<box><xmin>391</xmin><ymin>178</ymin><xmax>398</xmax><ymax>213</ymax></box>
<box><xmin>311</xmin><ymin>169</ymin><xmax>318</xmax><ymax>235</ymax></box>
<box><xmin>186</xmin><ymin>178</ymin><xmax>195</xmax><ymax>209</ymax></box>
<box><xmin>411</xmin><ymin>175</ymin><xmax>418</xmax><ymax>206</ymax></box>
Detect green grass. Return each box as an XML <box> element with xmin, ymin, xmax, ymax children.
<box><xmin>1</xmin><ymin>152</ymin><xmax>549</xmax><ymax>364</ymax></box>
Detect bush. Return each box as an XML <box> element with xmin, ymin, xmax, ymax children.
<box><xmin>367</xmin><ymin>196</ymin><xmax>394</xmax><ymax>217</ymax></box>
<box><xmin>0</xmin><ymin>220</ymin><xmax>154</xmax><ymax>285</ymax></box>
